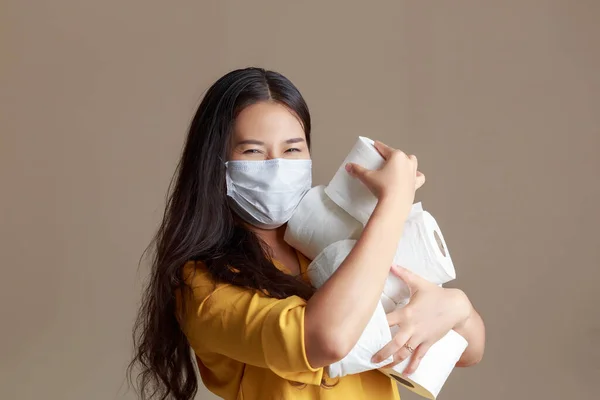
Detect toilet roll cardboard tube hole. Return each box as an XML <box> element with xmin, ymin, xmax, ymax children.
<box><xmin>433</xmin><ymin>230</ymin><xmax>447</xmax><ymax>257</ymax></box>
<box><xmin>390</xmin><ymin>373</ymin><xmax>415</xmax><ymax>388</ymax></box>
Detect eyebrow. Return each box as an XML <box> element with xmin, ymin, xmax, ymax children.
<box><xmin>236</xmin><ymin>138</ymin><xmax>306</xmax><ymax>146</ymax></box>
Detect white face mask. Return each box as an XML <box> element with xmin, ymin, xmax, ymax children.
<box><xmin>225</xmin><ymin>158</ymin><xmax>312</xmax><ymax>229</ymax></box>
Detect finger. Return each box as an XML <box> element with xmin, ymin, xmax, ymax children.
<box><xmin>373</xmin><ymin>140</ymin><xmax>396</xmax><ymax>160</ymax></box>
<box><xmin>345</xmin><ymin>162</ymin><xmax>370</xmax><ymax>179</ymax></box>
<box><xmin>408</xmin><ymin>154</ymin><xmax>418</xmax><ymax>171</ymax></box>
<box><xmin>384</xmin><ymin>339</ymin><xmax>419</xmax><ymax>369</ymax></box>
<box><xmin>386</xmin><ymin>309</ymin><xmax>400</xmax><ymax>327</ymax></box>
<box><xmin>390</xmin><ymin>265</ymin><xmax>419</xmax><ymax>289</ymax></box>
<box><xmin>386</xmin><ymin>303</ymin><xmax>412</xmax><ymax>326</ymax></box>
<box><xmin>403</xmin><ymin>342</ymin><xmax>432</xmax><ymax>376</ymax></box>
<box><xmin>415</xmin><ymin>171</ymin><xmax>426</xmax><ymax>190</ymax></box>
<box><xmin>382</xmin><ymin>351</ymin><xmax>408</xmax><ymax>369</ymax></box>
<box><xmin>372</xmin><ymin>331</ymin><xmax>412</xmax><ymax>364</ymax></box>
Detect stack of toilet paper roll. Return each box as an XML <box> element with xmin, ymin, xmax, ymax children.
<box><xmin>284</xmin><ymin>136</ymin><xmax>468</xmax><ymax>399</ymax></box>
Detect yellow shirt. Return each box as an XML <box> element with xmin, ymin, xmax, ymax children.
<box><xmin>178</xmin><ymin>251</ymin><xmax>400</xmax><ymax>400</ymax></box>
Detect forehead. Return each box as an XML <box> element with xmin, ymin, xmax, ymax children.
<box><xmin>233</xmin><ymin>101</ymin><xmax>305</xmax><ymax>142</ymax></box>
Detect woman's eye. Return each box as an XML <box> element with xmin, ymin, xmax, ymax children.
<box><xmin>285</xmin><ymin>148</ymin><xmax>301</xmax><ymax>153</ymax></box>
<box><xmin>243</xmin><ymin>149</ymin><xmax>261</xmax><ymax>154</ymax></box>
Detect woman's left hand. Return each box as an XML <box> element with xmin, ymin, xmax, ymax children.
<box><xmin>372</xmin><ymin>265</ymin><xmax>472</xmax><ymax>375</ymax></box>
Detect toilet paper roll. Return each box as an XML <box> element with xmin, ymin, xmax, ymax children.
<box><xmin>409</xmin><ymin>202</ymin><xmax>424</xmax><ymax>216</ymax></box>
<box><xmin>306</xmin><ymin>239</ymin><xmax>357</xmax><ymax>289</ymax></box>
<box><xmin>380</xmin><ymin>203</ymin><xmax>438</xmax><ymax>305</ymax></box>
<box><xmin>306</xmin><ymin>240</ymin><xmax>395</xmax><ymax>376</ymax></box>
<box><xmin>380</xmin><ymin>293</ymin><xmax>397</xmax><ymax>314</ymax></box>
<box><xmin>284</xmin><ymin>185</ymin><xmax>363</xmax><ymax>261</ymax></box>
<box><xmin>379</xmin><ymin>330</ymin><xmax>468</xmax><ymax>399</ymax></box>
<box><xmin>324</xmin><ymin>137</ymin><xmax>384</xmax><ymax>225</ymax></box>
<box><xmin>383</xmin><ymin>275</ymin><xmax>412</xmax><ymax>306</ymax></box>
<box><xmin>392</xmin><ymin>208</ymin><xmax>456</xmax><ymax>285</ymax></box>
<box><xmin>380</xmin><ymin>294</ymin><xmax>407</xmax><ymax>337</ymax></box>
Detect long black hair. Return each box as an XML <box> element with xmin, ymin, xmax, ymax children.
<box><xmin>128</xmin><ymin>68</ymin><xmax>315</xmax><ymax>400</ymax></box>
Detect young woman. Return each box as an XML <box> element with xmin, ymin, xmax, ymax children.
<box><xmin>129</xmin><ymin>67</ymin><xmax>485</xmax><ymax>400</ymax></box>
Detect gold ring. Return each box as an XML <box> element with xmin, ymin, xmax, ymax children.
<box><xmin>404</xmin><ymin>343</ymin><xmax>415</xmax><ymax>354</ymax></box>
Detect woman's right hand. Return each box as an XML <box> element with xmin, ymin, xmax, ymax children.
<box><xmin>345</xmin><ymin>140</ymin><xmax>425</xmax><ymax>209</ymax></box>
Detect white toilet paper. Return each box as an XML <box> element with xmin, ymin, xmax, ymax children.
<box><xmin>383</xmin><ymin>277</ymin><xmax>412</xmax><ymax>306</ymax></box>
<box><xmin>380</xmin><ymin>203</ymin><xmax>435</xmax><ymax>306</ymax></box>
<box><xmin>284</xmin><ymin>185</ymin><xmax>363</xmax><ymax>261</ymax></box>
<box><xmin>408</xmin><ymin>201</ymin><xmax>424</xmax><ymax>218</ymax></box>
<box><xmin>380</xmin><ymin>293</ymin><xmax>398</xmax><ymax>314</ymax></box>
<box><xmin>380</xmin><ymin>330</ymin><xmax>468</xmax><ymax>399</ymax></box>
<box><xmin>306</xmin><ymin>240</ymin><xmax>395</xmax><ymax>376</ymax></box>
<box><xmin>324</xmin><ymin>137</ymin><xmax>385</xmax><ymax>225</ymax></box>
<box><xmin>392</xmin><ymin>206</ymin><xmax>456</xmax><ymax>285</ymax></box>
<box><xmin>305</xmin><ymin>240</ymin><xmax>357</xmax><ymax>289</ymax></box>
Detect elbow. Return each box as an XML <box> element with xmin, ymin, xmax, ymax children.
<box><xmin>472</xmin><ymin>348</ymin><xmax>485</xmax><ymax>365</ymax></box>
<box><xmin>456</xmin><ymin>354</ymin><xmax>483</xmax><ymax>368</ymax></box>
<box><xmin>305</xmin><ymin>305</ymin><xmax>355</xmax><ymax>367</ymax></box>
<box><xmin>455</xmin><ymin>305</ymin><xmax>486</xmax><ymax>368</ymax></box>
<box><xmin>305</xmin><ymin>327</ymin><xmax>353</xmax><ymax>368</ymax></box>
<box><xmin>320</xmin><ymin>329</ymin><xmax>354</xmax><ymax>363</ymax></box>
<box><xmin>456</xmin><ymin>345</ymin><xmax>485</xmax><ymax>368</ymax></box>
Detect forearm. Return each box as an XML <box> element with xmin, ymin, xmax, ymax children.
<box><xmin>305</xmin><ymin>195</ymin><xmax>409</xmax><ymax>364</ymax></box>
<box><xmin>453</xmin><ymin>295</ymin><xmax>486</xmax><ymax>367</ymax></box>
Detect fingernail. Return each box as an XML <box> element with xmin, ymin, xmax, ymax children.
<box><xmin>345</xmin><ymin>163</ymin><xmax>352</xmax><ymax>172</ymax></box>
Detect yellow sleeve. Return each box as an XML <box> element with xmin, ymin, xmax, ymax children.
<box><xmin>184</xmin><ymin>279</ymin><xmax>324</xmax><ymax>385</ymax></box>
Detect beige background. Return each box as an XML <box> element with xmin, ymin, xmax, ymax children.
<box><xmin>2</xmin><ymin>1</ymin><xmax>599</xmax><ymax>399</ymax></box>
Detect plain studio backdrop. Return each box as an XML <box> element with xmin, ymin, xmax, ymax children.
<box><xmin>1</xmin><ymin>1</ymin><xmax>599</xmax><ymax>399</ymax></box>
